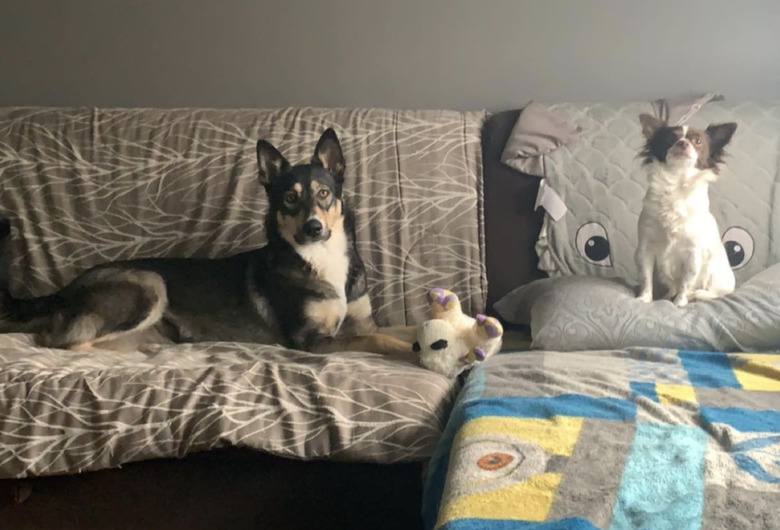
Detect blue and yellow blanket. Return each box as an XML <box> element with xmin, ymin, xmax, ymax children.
<box><xmin>423</xmin><ymin>348</ymin><xmax>780</xmax><ymax>529</ymax></box>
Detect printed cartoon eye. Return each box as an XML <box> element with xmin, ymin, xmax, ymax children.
<box><xmin>576</xmin><ymin>222</ymin><xmax>612</xmax><ymax>266</ymax></box>
<box><xmin>477</xmin><ymin>452</ymin><xmax>515</xmax><ymax>471</ymax></box>
<box><xmin>722</xmin><ymin>227</ymin><xmax>754</xmax><ymax>269</ymax></box>
<box><xmin>284</xmin><ymin>191</ymin><xmax>298</xmax><ymax>205</ymax></box>
<box><xmin>318</xmin><ymin>188</ymin><xmax>331</xmax><ymax>200</ymax></box>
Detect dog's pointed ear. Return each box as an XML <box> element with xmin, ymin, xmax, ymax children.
<box><xmin>311</xmin><ymin>128</ymin><xmax>345</xmax><ymax>183</ymax></box>
<box><xmin>706</xmin><ymin>122</ymin><xmax>737</xmax><ymax>154</ymax></box>
<box><xmin>256</xmin><ymin>140</ymin><xmax>291</xmax><ymax>186</ymax></box>
<box><xmin>639</xmin><ymin>114</ymin><xmax>666</xmax><ymax>139</ymax></box>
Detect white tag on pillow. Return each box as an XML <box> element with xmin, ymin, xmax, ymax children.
<box><xmin>535</xmin><ymin>179</ymin><xmax>567</xmax><ymax>221</ymax></box>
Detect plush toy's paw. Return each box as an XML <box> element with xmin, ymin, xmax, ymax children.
<box><xmin>427</xmin><ymin>287</ymin><xmax>460</xmax><ymax>315</ymax></box>
<box><xmin>475</xmin><ymin>314</ymin><xmax>503</xmax><ymax>340</ymax></box>
<box><xmin>459</xmin><ymin>346</ymin><xmax>487</xmax><ymax>365</ymax></box>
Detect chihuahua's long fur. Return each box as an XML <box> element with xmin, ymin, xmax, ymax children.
<box><xmin>635</xmin><ymin>114</ymin><xmax>737</xmax><ymax>306</ymax></box>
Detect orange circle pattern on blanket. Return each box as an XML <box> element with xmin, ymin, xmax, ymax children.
<box><xmin>477</xmin><ymin>452</ymin><xmax>514</xmax><ymax>471</ymax></box>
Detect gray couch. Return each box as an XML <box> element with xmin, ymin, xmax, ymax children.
<box><xmin>0</xmin><ymin>106</ymin><xmax>490</xmax><ymax>529</ymax></box>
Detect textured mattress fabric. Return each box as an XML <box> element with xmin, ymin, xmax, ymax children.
<box><xmin>0</xmin><ymin>106</ymin><xmax>487</xmax><ymax>325</ymax></box>
<box><xmin>534</xmin><ymin>101</ymin><xmax>780</xmax><ymax>286</ymax></box>
<box><xmin>0</xmin><ymin>334</ymin><xmax>457</xmax><ymax>478</ymax></box>
<box><xmin>0</xmin><ymin>106</ymin><xmax>485</xmax><ymax>476</ymax></box>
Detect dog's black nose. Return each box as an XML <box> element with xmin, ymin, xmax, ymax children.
<box><xmin>303</xmin><ymin>219</ymin><xmax>324</xmax><ymax>237</ymax></box>
<box><xmin>676</xmin><ymin>139</ymin><xmax>688</xmax><ymax>148</ymax></box>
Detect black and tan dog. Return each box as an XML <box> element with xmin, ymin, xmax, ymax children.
<box><xmin>0</xmin><ymin>129</ymin><xmax>415</xmax><ymax>360</ymax></box>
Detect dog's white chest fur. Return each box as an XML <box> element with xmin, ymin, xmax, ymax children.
<box><xmin>636</xmin><ymin>162</ymin><xmax>735</xmax><ymax>305</ymax></box>
<box><xmin>294</xmin><ymin>230</ymin><xmax>350</xmax><ymax>295</ymax></box>
<box><xmin>294</xmin><ymin>230</ymin><xmax>350</xmax><ymax>336</ymax></box>
<box><xmin>643</xmin><ymin>165</ymin><xmax>716</xmax><ymax>238</ymax></box>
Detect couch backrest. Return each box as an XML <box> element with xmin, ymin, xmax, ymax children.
<box><xmin>0</xmin><ymin>107</ymin><xmax>487</xmax><ymax>326</ymax></box>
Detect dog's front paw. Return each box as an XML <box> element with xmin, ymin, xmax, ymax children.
<box><xmin>427</xmin><ymin>287</ymin><xmax>459</xmax><ymax>315</ymax></box>
<box><xmin>673</xmin><ymin>294</ymin><xmax>689</xmax><ymax>307</ymax></box>
<box><xmin>637</xmin><ymin>291</ymin><xmax>653</xmax><ymax>303</ymax></box>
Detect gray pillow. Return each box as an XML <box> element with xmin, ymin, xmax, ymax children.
<box><xmin>500</xmin><ymin>101</ymin><xmax>582</xmax><ymax>177</ymax></box>
<box><xmin>494</xmin><ymin>264</ymin><xmax>780</xmax><ymax>352</ymax></box>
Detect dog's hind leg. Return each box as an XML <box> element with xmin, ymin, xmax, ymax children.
<box><xmin>40</xmin><ymin>270</ymin><xmax>169</xmax><ymax>350</ymax></box>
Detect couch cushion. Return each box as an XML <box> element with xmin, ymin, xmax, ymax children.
<box><xmin>0</xmin><ymin>335</ymin><xmax>458</xmax><ymax>478</ymax></box>
<box><xmin>495</xmin><ymin>262</ymin><xmax>780</xmax><ymax>352</ymax></box>
<box><xmin>0</xmin><ymin>107</ymin><xmax>487</xmax><ymax>325</ymax></box>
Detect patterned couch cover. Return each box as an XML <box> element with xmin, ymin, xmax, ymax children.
<box><xmin>0</xmin><ymin>107</ymin><xmax>487</xmax><ymax>478</ymax></box>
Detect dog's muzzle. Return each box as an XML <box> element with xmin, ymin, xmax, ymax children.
<box><xmin>669</xmin><ymin>140</ymin><xmax>696</xmax><ymax>160</ymax></box>
<box><xmin>295</xmin><ymin>219</ymin><xmax>331</xmax><ymax>244</ymax></box>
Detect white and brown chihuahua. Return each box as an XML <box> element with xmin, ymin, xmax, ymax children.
<box><xmin>635</xmin><ymin>114</ymin><xmax>738</xmax><ymax>307</ymax></box>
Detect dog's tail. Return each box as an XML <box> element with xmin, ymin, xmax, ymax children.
<box><xmin>0</xmin><ymin>215</ymin><xmax>55</xmax><ymax>334</ymax></box>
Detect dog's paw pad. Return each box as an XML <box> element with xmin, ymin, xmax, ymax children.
<box><xmin>427</xmin><ymin>288</ymin><xmax>458</xmax><ymax>312</ymax></box>
<box><xmin>476</xmin><ymin>315</ymin><xmax>503</xmax><ymax>339</ymax></box>
<box><xmin>473</xmin><ymin>347</ymin><xmax>486</xmax><ymax>361</ymax></box>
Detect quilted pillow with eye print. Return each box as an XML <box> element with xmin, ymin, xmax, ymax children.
<box><xmin>528</xmin><ymin>101</ymin><xmax>779</xmax><ymax>286</ymax></box>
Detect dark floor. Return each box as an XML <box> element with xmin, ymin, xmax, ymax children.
<box><xmin>0</xmin><ymin>449</ymin><xmax>426</xmax><ymax>530</ymax></box>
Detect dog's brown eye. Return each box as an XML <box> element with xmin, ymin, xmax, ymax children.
<box><xmin>284</xmin><ymin>192</ymin><xmax>298</xmax><ymax>205</ymax></box>
<box><xmin>318</xmin><ymin>189</ymin><xmax>331</xmax><ymax>200</ymax></box>
<box><xmin>694</xmin><ymin>138</ymin><xmax>702</xmax><ymax>145</ymax></box>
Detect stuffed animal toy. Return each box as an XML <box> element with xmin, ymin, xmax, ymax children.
<box><xmin>413</xmin><ymin>288</ymin><xmax>503</xmax><ymax>377</ymax></box>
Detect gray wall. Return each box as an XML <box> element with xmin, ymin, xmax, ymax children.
<box><xmin>2</xmin><ymin>0</ymin><xmax>778</xmax><ymax>111</ymax></box>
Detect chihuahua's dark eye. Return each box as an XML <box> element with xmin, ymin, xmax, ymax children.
<box><xmin>318</xmin><ymin>189</ymin><xmax>331</xmax><ymax>200</ymax></box>
<box><xmin>284</xmin><ymin>191</ymin><xmax>298</xmax><ymax>205</ymax></box>
<box><xmin>694</xmin><ymin>138</ymin><xmax>702</xmax><ymax>145</ymax></box>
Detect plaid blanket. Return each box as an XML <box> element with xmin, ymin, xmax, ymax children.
<box><xmin>423</xmin><ymin>348</ymin><xmax>780</xmax><ymax>530</ymax></box>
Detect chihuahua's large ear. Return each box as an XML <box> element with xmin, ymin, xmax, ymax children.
<box><xmin>311</xmin><ymin>128</ymin><xmax>346</xmax><ymax>183</ymax></box>
<box><xmin>706</xmin><ymin>122</ymin><xmax>738</xmax><ymax>155</ymax></box>
<box><xmin>256</xmin><ymin>140</ymin><xmax>290</xmax><ymax>186</ymax></box>
<box><xmin>639</xmin><ymin>114</ymin><xmax>666</xmax><ymax>139</ymax></box>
